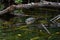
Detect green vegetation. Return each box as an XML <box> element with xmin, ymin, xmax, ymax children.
<box><xmin>0</xmin><ymin>0</ymin><xmax>60</xmax><ymax>40</ymax></box>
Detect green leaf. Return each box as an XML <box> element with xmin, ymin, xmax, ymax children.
<box><xmin>15</xmin><ymin>0</ymin><xmax>22</xmax><ymax>3</ymax></box>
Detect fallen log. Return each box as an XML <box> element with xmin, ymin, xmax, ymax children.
<box><xmin>0</xmin><ymin>1</ymin><xmax>60</xmax><ymax>15</ymax></box>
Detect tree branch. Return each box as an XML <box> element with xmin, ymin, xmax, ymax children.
<box><xmin>0</xmin><ymin>1</ymin><xmax>60</xmax><ymax>15</ymax></box>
